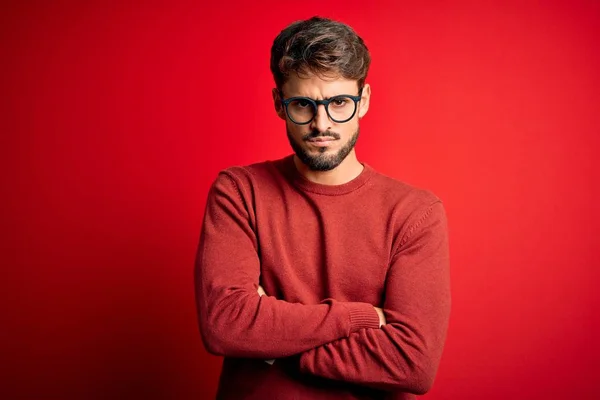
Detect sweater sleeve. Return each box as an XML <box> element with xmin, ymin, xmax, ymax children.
<box><xmin>298</xmin><ymin>201</ymin><xmax>451</xmax><ymax>395</ymax></box>
<box><xmin>195</xmin><ymin>171</ymin><xmax>381</xmax><ymax>359</ymax></box>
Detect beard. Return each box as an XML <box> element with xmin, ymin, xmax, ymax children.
<box><xmin>286</xmin><ymin>127</ymin><xmax>360</xmax><ymax>171</ymax></box>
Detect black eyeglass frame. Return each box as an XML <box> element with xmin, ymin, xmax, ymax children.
<box><xmin>278</xmin><ymin>88</ymin><xmax>364</xmax><ymax>125</ymax></box>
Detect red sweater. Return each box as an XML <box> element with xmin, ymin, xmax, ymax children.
<box><xmin>195</xmin><ymin>154</ymin><xmax>451</xmax><ymax>399</ymax></box>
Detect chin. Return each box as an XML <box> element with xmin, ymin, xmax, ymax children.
<box><xmin>309</xmin><ymin>146</ymin><xmax>333</xmax><ymax>154</ymax></box>
<box><xmin>304</xmin><ymin>152</ymin><xmax>345</xmax><ymax>171</ymax></box>
<box><xmin>287</xmin><ymin>127</ymin><xmax>360</xmax><ymax>171</ymax></box>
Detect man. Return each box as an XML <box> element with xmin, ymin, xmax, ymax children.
<box><xmin>195</xmin><ymin>16</ymin><xmax>450</xmax><ymax>400</ymax></box>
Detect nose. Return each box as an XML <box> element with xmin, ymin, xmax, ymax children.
<box><xmin>309</xmin><ymin>104</ymin><xmax>333</xmax><ymax>133</ymax></box>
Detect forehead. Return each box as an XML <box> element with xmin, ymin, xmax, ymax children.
<box><xmin>282</xmin><ymin>72</ymin><xmax>359</xmax><ymax>98</ymax></box>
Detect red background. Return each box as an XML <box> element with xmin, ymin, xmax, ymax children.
<box><xmin>2</xmin><ymin>1</ymin><xmax>599</xmax><ymax>399</ymax></box>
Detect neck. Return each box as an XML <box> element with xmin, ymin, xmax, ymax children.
<box><xmin>293</xmin><ymin>151</ymin><xmax>364</xmax><ymax>185</ymax></box>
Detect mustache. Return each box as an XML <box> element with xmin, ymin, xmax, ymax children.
<box><xmin>303</xmin><ymin>131</ymin><xmax>341</xmax><ymax>141</ymax></box>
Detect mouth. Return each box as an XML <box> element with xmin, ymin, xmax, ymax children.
<box><xmin>307</xmin><ymin>137</ymin><xmax>337</xmax><ymax>147</ymax></box>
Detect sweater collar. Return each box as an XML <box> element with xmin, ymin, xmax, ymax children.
<box><xmin>280</xmin><ymin>154</ymin><xmax>374</xmax><ymax>196</ymax></box>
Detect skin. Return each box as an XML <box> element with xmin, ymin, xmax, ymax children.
<box><xmin>271</xmin><ymin>72</ymin><xmax>372</xmax><ymax>185</ymax></box>
<box><xmin>261</xmin><ymin>79</ymin><xmax>386</xmax><ymax>327</ymax></box>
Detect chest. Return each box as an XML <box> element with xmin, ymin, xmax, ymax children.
<box><xmin>254</xmin><ymin>195</ymin><xmax>393</xmax><ymax>305</ymax></box>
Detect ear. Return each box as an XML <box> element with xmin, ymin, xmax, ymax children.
<box><xmin>357</xmin><ymin>83</ymin><xmax>371</xmax><ymax>119</ymax></box>
<box><xmin>272</xmin><ymin>88</ymin><xmax>286</xmax><ymax>120</ymax></box>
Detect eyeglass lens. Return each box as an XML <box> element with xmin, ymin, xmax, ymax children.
<box><xmin>287</xmin><ymin>97</ymin><xmax>356</xmax><ymax>123</ymax></box>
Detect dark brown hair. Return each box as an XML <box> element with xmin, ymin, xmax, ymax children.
<box><xmin>270</xmin><ymin>16</ymin><xmax>371</xmax><ymax>90</ymax></box>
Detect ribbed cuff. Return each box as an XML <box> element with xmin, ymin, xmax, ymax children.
<box><xmin>346</xmin><ymin>302</ymin><xmax>381</xmax><ymax>332</ymax></box>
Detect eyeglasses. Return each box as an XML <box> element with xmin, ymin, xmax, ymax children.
<box><xmin>279</xmin><ymin>88</ymin><xmax>364</xmax><ymax>125</ymax></box>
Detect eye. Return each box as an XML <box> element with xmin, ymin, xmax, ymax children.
<box><xmin>331</xmin><ymin>98</ymin><xmax>348</xmax><ymax>107</ymax></box>
<box><xmin>297</xmin><ymin>99</ymin><xmax>311</xmax><ymax>108</ymax></box>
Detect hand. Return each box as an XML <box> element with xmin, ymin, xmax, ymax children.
<box><xmin>374</xmin><ymin>307</ymin><xmax>387</xmax><ymax>327</ymax></box>
<box><xmin>257</xmin><ymin>285</ymin><xmax>267</xmax><ymax>297</ymax></box>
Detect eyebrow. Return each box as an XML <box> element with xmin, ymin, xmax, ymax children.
<box><xmin>287</xmin><ymin>94</ymin><xmax>347</xmax><ymax>100</ymax></box>
<box><xmin>280</xmin><ymin>88</ymin><xmax>360</xmax><ymax>100</ymax></box>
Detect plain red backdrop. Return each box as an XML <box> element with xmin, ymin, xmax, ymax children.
<box><xmin>2</xmin><ymin>0</ymin><xmax>599</xmax><ymax>399</ymax></box>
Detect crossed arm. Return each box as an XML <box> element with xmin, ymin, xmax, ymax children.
<box><xmin>257</xmin><ymin>285</ymin><xmax>388</xmax><ymax>324</ymax></box>
<box><xmin>257</xmin><ymin>285</ymin><xmax>386</xmax><ymax>366</ymax></box>
<box><xmin>257</xmin><ymin>285</ymin><xmax>387</xmax><ymax>326</ymax></box>
<box><xmin>195</xmin><ymin>172</ymin><xmax>450</xmax><ymax>394</ymax></box>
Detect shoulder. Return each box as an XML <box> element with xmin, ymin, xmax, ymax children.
<box><xmin>368</xmin><ymin>167</ymin><xmax>443</xmax><ymax>213</ymax></box>
<box><xmin>211</xmin><ymin>156</ymin><xmax>288</xmax><ymax>197</ymax></box>
<box><xmin>366</xmin><ymin>166</ymin><xmax>447</xmax><ymax>248</ymax></box>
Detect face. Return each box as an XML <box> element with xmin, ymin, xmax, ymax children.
<box><xmin>272</xmin><ymin>73</ymin><xmax>371</xmax><ymax>171</ymax></box>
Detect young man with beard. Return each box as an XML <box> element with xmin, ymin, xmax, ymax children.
<box><xmin>195</xmin><ymin>16</ymin><xmax>451</xmax><ymax>400</ymax></box>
